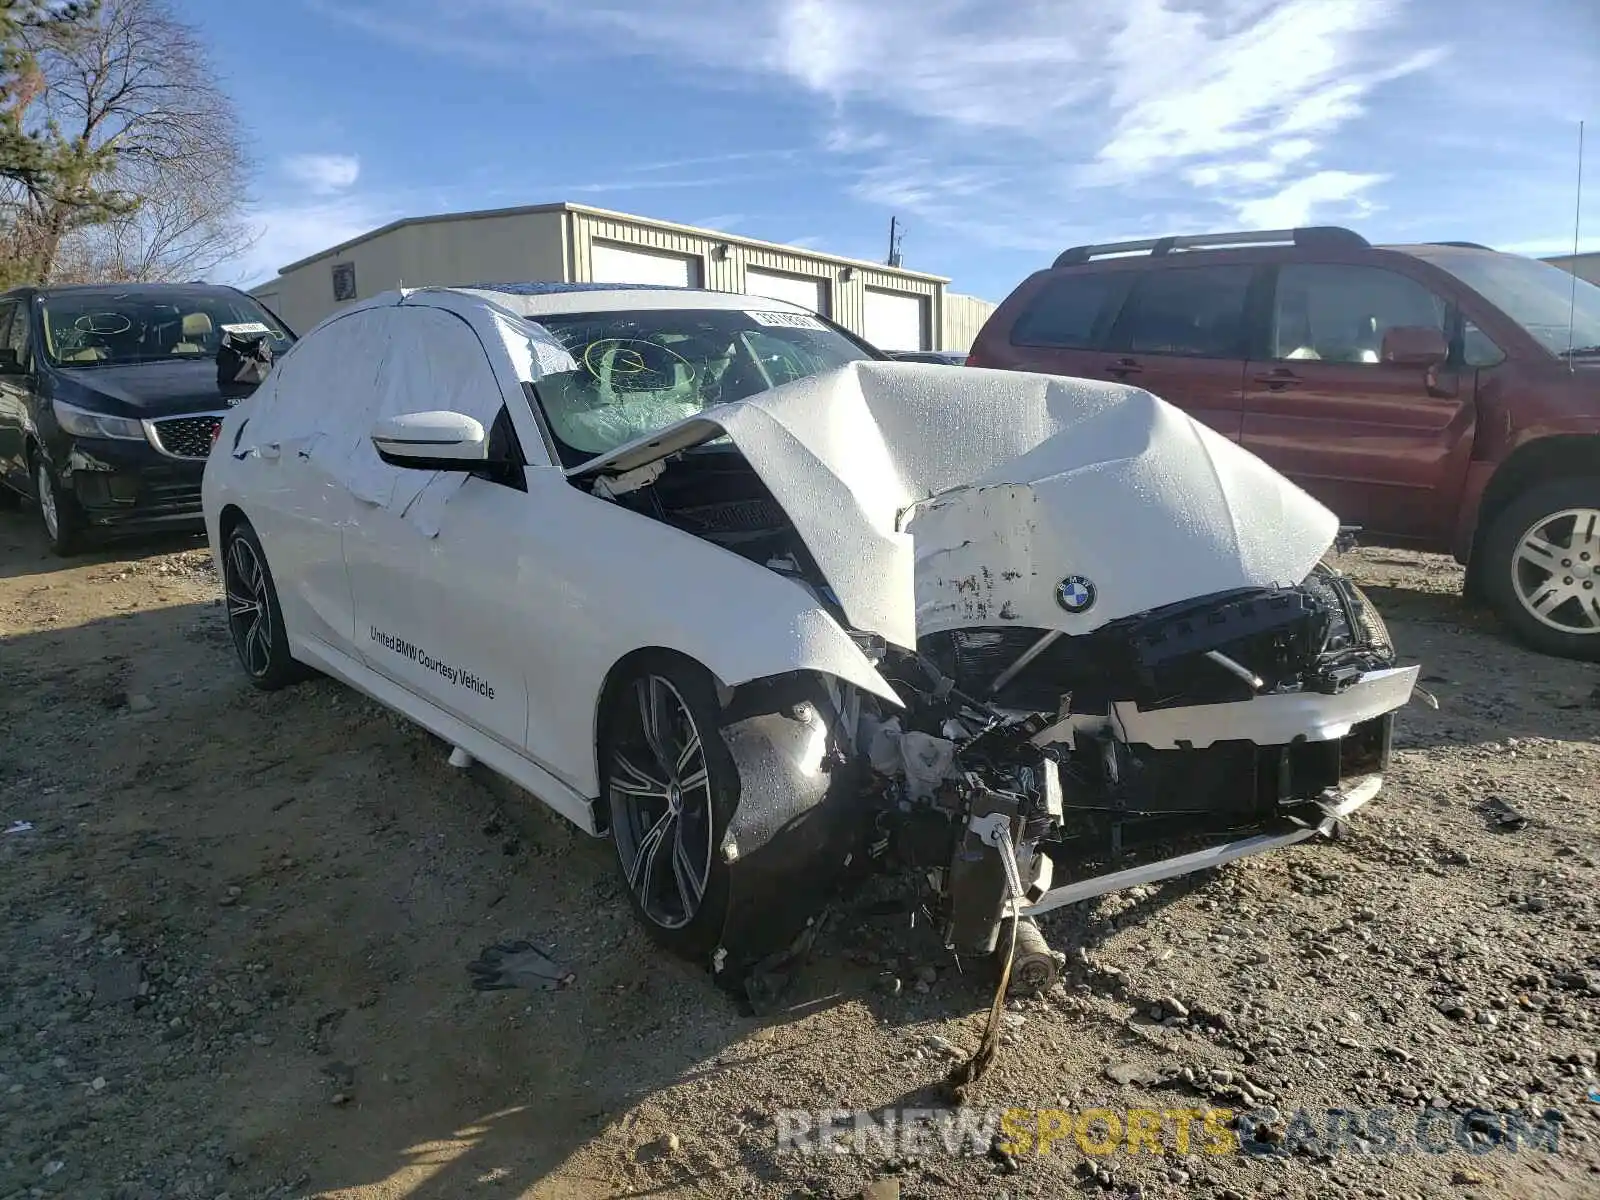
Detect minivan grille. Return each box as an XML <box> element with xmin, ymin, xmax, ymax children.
<box><xmin>150</xmin><ymin>414</ymin><xmax>223</xmax><ymax>459</ymax></box>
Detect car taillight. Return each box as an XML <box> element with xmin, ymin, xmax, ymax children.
<box><xmin>211</xmin><ymin>422</ymin><xmax>223</xmax><ymax>446</ymax></box>
<box><xmin>964</xmin><ymin>347</ymin><xmax>988</xmax><ymax>368</ymax></box>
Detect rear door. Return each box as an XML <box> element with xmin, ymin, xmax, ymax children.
<box><xmin>1097</xmin><ymin>264</ymin><xmax>1256</xmax><ymax>439</ymax></box>
<box><xmin>1241</xmin><ymin>262</ymin><xmax>1475</xmax><ymax>541</ymax></box>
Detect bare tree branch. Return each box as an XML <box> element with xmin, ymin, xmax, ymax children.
<box><xmin>9</xmin><ymin>0</ymin><xmax>255</xmax><ymax>282</ymax></box>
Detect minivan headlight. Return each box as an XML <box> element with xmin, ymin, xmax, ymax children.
<box><xmin>52</xmin><ymin>399</ymin><xmax>146</xmax><ymax>441</ymax></box>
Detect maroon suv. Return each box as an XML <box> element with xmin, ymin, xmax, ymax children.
<box><xmin>969</xmin><ymin>227</ymin><xmax>1600</xmax><ymax>661</ymax></box>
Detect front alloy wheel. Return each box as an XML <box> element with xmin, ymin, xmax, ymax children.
<box><xmin>610</xmin><ymin>675</ymin><xmax>715</xmax><ymax>929</ymax></box>
<box><xmin>34</xmin><ymin>456</ymin><xmax>84</xmax><ymax>556</ymax></box>
<box><xmin>1482</xmin><ymin>477</ymin><xmax>1600</xmax><ymax>661</ymax></box>
<box><xmin>602</xmin><ymin>656</ymin><xmax>737</xmax><ymax>957</ymax></box>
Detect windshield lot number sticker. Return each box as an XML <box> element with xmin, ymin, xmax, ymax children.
<box><xmin>747</xmin><ymin>310</ymin><xmax>828</xmax><ymax>331</ymax></box>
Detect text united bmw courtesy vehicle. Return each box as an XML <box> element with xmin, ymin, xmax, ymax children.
<box><xmin>201</xmin><ymin>282</ymin><xmax>1421</xmax><ymax>995</ymax></box>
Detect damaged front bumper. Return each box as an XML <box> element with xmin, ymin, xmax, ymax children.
<box><xmin>829</xmin><ymin>568</ymin><xmax>1416</xmax><ymax>987</ymax></box>
<box><xmin>1021</xmin><ymin>770</ymin><xmax>1382</xmax><ymax>919</ymax></box>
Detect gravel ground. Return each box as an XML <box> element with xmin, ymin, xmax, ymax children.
<box><xmin>1</xmin><ymin>512</ymin><xmax>1597</xmax><ymax>1200</ymax></box>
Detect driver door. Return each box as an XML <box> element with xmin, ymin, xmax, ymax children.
<box><xmin>0</xmin><ymin>301</ymin><xmax>32</xmax><ymax>489</ymax></box>
<box><xmin>341</xmin><ymin>304</ymin><xmax>533</xmax><ymax>754</ymax></box>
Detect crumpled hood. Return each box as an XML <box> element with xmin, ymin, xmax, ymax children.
<box><xmin>574</xmin><ymin>360</ymin><xmax>1339</xmax><ymax>649</ymax></box>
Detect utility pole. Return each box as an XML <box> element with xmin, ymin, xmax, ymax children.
<box><xmin>886</xmin><ymin>216</ymin><xmax>903</xmax><ymax>268</ymax></box>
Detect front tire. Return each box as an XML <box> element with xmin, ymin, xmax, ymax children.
<box><xmin>33</xmin><ymin>454</ymin><xmax>86</xmax><ymax>556</ymax></box>
<box><xmin>1479</xmin><ymin>477</ymin><xmax>1600</xmax><ymax>661</ymax></box>
<box><xmin>221</xmin><ymin>520</ymin><xmax>303</xmax><ymax>690</ymax></box>
<box><xmin>600</xmin><ymin>655</ymin><xmax>738</xmax><ymax>961</ymax></box>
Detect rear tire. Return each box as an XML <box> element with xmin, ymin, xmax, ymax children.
<box><xmin>599</xmin><ymin>654</ymin><xmax>739</xmax><ymax>961</ymax></box>
<box><xmin>221</xmin><ymin>520</ymin><xmax>303</xmax><ymax>690</ymax></box>
<box><xmin>1479</xmin><ymin>476</ymin><xmax>1600</xmax><ymax>661</ymax></box>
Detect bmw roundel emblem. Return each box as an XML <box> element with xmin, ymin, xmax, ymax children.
<box><xmin>1055</xmin><ymin>575</ymin><xmax>1097</xmax><ymax>614</ymax></box>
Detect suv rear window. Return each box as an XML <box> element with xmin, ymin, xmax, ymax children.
<box><xmin>1108</xmin><ymin>265</ymin><xmax>1255</xmax><ymax>358</ymax></box>
<box><xmin>1010</xmin><ymin>273</ymin><xmax>1127</xmax><ymax>348</ymax></box>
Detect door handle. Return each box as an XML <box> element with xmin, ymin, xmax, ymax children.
<box><xmin>1105</xmin><ymin>357</ymin><xmax>1142</xmax><ymax>377</ymax></box>
<box><xmin>1252</xmin><ymin>369</ymin><xmax>1299</xmax><ymax>390</ymax></box>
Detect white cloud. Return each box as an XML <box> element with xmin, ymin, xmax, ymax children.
<box><xmin>1499</xmin><ymin>235</ymin><xmax>1600</xmax><ymax>259</ymax></box>
<box><xmin>282</xmin><ymin>153</ymin><xmax>362</xmax><ymax>196</ymax></box>
<box><xmin>321</xmin><ymin>0</ymin><xmax>1449</xmax><ymax>245</ymax></box>
<box><xmin>1233</xmin><ymin>170</ymin><xmax>1387</xmax><ymax>229</ymax></box>
<box><xmin>227</xmin><ymin>196</ymin><xmax>396</xmax><ymax>287</ymax></box>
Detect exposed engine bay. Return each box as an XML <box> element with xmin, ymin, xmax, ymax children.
<box><xmin>589</xmin><ymin>439</ymin><xmax>1414</xmax><ymax>998</ymax></box>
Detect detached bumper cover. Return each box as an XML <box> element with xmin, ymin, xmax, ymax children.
<box><xmin>1088</xmin><ymin>664</ymin><xmax>1420</xmax><ymax>750</ymax></box>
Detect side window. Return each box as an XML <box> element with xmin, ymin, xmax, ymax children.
<box><xmin>0</xmin><ymin>303</ymin><xmax>20</xmax><ymax>368</ymax></box>
<box><xmin>1272</xmin><ymin>264</ymin><xmax>1447</xmax><ymax>364</ymax></box>
<box><xmin>9</xmin><ymin>303</ymin><xmax>33</xmax><ymax>367</ymax></box>
<box><xmin>1107</xmin><ymin>266</ymin><xmax>1254</xmax><ymax>358</ymax></box>
<box><xmin>383</xmin><ymin>307</ymin><xmax>522</xmax><ymax>489</ymax></box>
<box><xmin>1462</xmin><ymin>319</ymin><xmax>1505</xmax><ymax>368</ymax></box>
<box><xmin>1010</xmin><ymin>273</ymin><xmax>1127</xmax><ymax>349</ymax></box>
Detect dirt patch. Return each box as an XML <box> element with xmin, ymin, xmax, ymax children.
<box><xmin>1</xmin><ymin>513</ymin><xmax>1597</xmax><ymax>1200</ymax></box>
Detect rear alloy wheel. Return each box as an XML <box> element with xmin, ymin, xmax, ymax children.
<box><xmin>602</xmin><ymin>659</ymin><xmax>736</xmax><ymax>958</ymax></box>
<box><xmin>1481</xmin><ymin>477</ymin><xmax>1600</xmax><ymax>661</ymax></box>
<box><xmin>222</xmin><ymin>521</ymin><xmax>302</xmax><ymax>690</ymax></box>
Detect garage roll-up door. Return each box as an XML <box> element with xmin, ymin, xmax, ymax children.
<box><xmin>864</xmin><ymin>288</ymin><xmax>928</xmax><ymax>351</ymax></box>
<box><xmin>589</xmin><ymin>242</ymin><xmax>701</xmax><ymax>287</ymax></box>
<box><xmin>744</xmin><ymin>267</ymin><xmax>828</xmax><ymax>315</ymax></box>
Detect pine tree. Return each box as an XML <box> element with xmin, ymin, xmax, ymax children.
<box><xmin>1</xmin><ymin>1</ymin><xmax>131</xmax><ymax>286</ymax></box>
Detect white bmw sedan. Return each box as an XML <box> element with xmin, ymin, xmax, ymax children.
<box><xmin>203</xmin><ymin>283</ymin><xmax>1417</xmax><ymax>992</ymax></box>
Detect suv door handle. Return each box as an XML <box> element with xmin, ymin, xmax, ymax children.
<box><xmin>1252</xmin><ymin>368</ymin><xmax>1300</xmax><ymax>390</ymax></box>
<box><xmin>1105</xmin><ymin>357</ymin><xmax>1142</xmax><ymax>377</ymax></box>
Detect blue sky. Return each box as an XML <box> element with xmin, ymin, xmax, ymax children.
<box><xmin>176</xmin><ymin>0</ymin><xmax>1600</xmax><ymax>301</ymax></box>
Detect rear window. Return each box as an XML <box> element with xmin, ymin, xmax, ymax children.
<box><xmin>1108</xmin><ymin>265</ymin><xmax>1255</xmax><ymax>358</ymax></box>
<box><xmin>1010</xmin><ymin>273</ymin><xmax>1126</xmax><ymax>349</ymax></box>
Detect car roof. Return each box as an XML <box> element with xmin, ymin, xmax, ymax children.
<box><xmin>0</xmin><ymin>281</ymin><xmax>254</xmax><ymax>306</ymax></box>
<box><xmin>25</xmin><ymin>282</ymin><xmax>243</xmax><ymax>296</ymax></box>
<box><xmin>441</xmin><ymin>283</ymin><xmax>812</xmax><ymax>318</ymax></box>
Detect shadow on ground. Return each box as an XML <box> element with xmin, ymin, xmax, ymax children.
<box><xmin>4</xmin><ymin>535</ymin><xmax>1598</xmax><ymax>1199</ymax></box>
<box><xmin>0</xmin><ymin>502</ymin><xmax>206</xmax><ymax>582</ymax></box>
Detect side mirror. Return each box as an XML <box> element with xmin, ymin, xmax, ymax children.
<box><xmin>371</xmin><ymin>410</ymin><xmax>490</xmax><ymax>470</ymax></box>
<box><xmin>1380</xmin><ymin>325</ymin><xmax>1448</xmax><ymax>368</ymax></box>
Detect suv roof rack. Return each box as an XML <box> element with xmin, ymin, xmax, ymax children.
<box><xmin>1052</xmin><ymin>225</ymin><xmax>1369</xmax><ymax>269</ymax></box>
<box><xmin>1426</xmin><ymin>240</ymin><xmax>1495</xmax><ymax>250</ymax></box>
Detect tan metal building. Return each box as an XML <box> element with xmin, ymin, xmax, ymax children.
<box><xmin>250</xmin><ymin>202</ymin><xmax>995</xmax><ymax>353</ymax></box>
<box><xmin>1544</xmin><ymin>251</ymin><xmax>1600</xmax><ymax>285</ymax></box>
